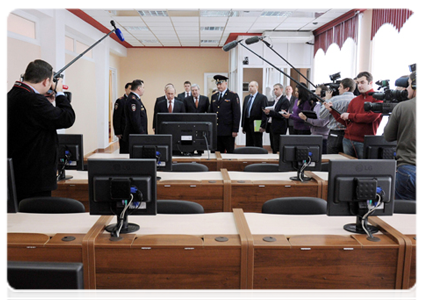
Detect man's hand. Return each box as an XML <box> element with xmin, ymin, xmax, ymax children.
<box><xmin>232</xmin><ymin>132</ymin><xmax>238</xmax><ymax>138</ymax></box>
<box><xmin>340</xmin><ymin>112</ymin><xmax>350</xmax><ymax>120</ymax></box>
<box><xmin>323</xmin><ymin>101</ymin><xmax>333</xmax><ymax>111</ymax></box>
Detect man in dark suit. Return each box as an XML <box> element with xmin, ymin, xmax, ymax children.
<box><xmin>112</xmin><ymin>82</ymin><xmax>131</xmax><ymax>153</ymax></box>
<box><xmin>209</xmin><ymin>75</ymin><xmax>241</xmax><ymax>153</ymax></box>
<box><xmin>241</xmin><ymin>81</ymin><xmax>268</xmax><ymax>147</ymax></box>
<box><xmin>183</xmin><ymin>83</ymin><xmax>209</xmax><ymax>113</ymax></box>
<box><xmin>285</xmin><ymin>85</ymin><xmax>297</xmax><ymax>134</ymax></box>
<box><xmin>177</xmin><ymin>81</ymin><xmax>191</xmax><ymax>99</ymax></box>
<box><xmin>153</xmin><ymin>84</ymin><xmax>186</xmax><ymax>132</ymax></box>
<box><xmin>264</xmin><ymin>83</ymin><xmax>290</xmax><ymax>153</ymax></box>
<box><xmin>122</xmin><ymin>79</ymin><xmax>148</xmax><ymax>153</ymax></box>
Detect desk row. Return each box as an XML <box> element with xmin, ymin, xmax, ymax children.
<box><xmin>8</xmin><ymin>211</ymin><xmax>416</xmax><ymax>290</ymax></box>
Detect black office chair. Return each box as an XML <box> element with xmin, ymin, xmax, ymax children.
<box><xmin>394</xmin><ymin>200</ymin><xmax>416</xmax><ymax>214</ymax></box>
<box><xmin>18</xmin><ymin>197</ymin><xmax>86</xmax><ymax>214</ymax></box>
<box><xmin>170</xmin><ymin>162</ymin><xmax>209</xmax><ymax>172</ymax></box>
<box><xmin>233</xmin><ymin>147</ymin><xmax>268</xmax><ymax>154</ymax></box>
<box><xmin>244</xmin><ymin>163</ymin><xmax>280</xmax><ymax>172</ymax></box>
<box><xmin>7</xmin><ymin>158</ymin><xmax>18</xmax><ymax>213</ymax></box>
<box><xmin>262</xmin><ymin>197</ymin><xmax>327</xmax><ymax>215</ymax></box>
<box><xmin>157</xmin><ymin>200</ymin><xmax>204</xmax><ymax>214</ymax></box>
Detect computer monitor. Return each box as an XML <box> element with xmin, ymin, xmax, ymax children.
<box><xmin>278</xmin><ymin>135</ymin><xmax>322</xmax><ymax>181</ymax></box>
<box><xmin>327</xmin><ymin>159</ymin><xmax>396</xmax><ymax>241</ymax></box>
<box><xmin>5</xmin><ymin>261</ymin><xmax>85</xmax><ymax>300</ymax></box>
<box><xmin>57</xmin><ymin>134</ymin><xmax>84</xmax><ymax>181</ymax></box>
<box><xmin>155</xmin><ymin>113</ymin><xmax>217</xmax><ymax>156</ymax></box>
<box><xmin>88</xmin><ymin>159</ymin><xmax>157</xmax><ymax>240</ymax></box>
<box><xmin>4</xmin><ymin>158</ymin><xmax>18</xmax><ymax>213</ymax></box>
<box><xmin>363</xmin><ymin>135</ymin><xmax>397</xmax><ymax>159</ymax></box>
<box><xmin>129</xmin><ymin>134</ymin><xmax>172</xmax><ymax>171</ymax></box>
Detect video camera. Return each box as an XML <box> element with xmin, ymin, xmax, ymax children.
<box><xmin>320</xmin><ymin>72</ymin><xmax>341</xmax><ymax>97</ymax></box>
<box><xmin>364</xmin><ymin>63</ymin><xmax>415</xmax><ymax>115</ymax></box>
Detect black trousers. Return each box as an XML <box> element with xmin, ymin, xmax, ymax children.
<box><xmin>327</xmin><ymin>130</ymin><xmax>345</xmax><ymax>154</ymax></box>
<box><xmin>244</xmin><ymin>119</ymin><xmax>263</xmax><ymax>147</ymax></box>
<box><xmin>217</xmin><ymin>136</ymin><xmax>235</xmax><ymax>153</ymax></box>
<box><xmin>118</xmin><ymin>138</ymin><xmax>129</xmax><ymax>154</ymax></box>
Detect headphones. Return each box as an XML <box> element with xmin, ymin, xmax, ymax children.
<box><xmin>410</xmin><ymin>70</ymin><xmax>420</xmax><ymax>91</ymax></box>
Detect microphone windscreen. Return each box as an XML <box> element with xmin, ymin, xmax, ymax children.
<box><xmin>115</xmin><ymin>28</ymin><xmax>125</xmax><ymax>42</ymax></box>
<box><xmin>245</xmin><ymin>36</ymin><xmax>260</xmax><ymax>45</ymax></box>
<box><xmin>222</xmin><ymin>40</ymin><xmax>239</xmax><ymax>52</ymax></box>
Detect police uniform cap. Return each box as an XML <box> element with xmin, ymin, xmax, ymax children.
<box><xmin>214</xmin><ymin>75</ymin><xmax>228</xmax><ymax>84</ymax></box>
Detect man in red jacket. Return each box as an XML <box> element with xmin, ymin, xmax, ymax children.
<box><xmin>327</xmin><ymin>71</ymin><xmax>382</xmax><ymax>158</ymax></box>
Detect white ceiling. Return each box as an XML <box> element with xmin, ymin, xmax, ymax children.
<box><xmin>80</xmin><ymin>8</ymin><xmax>352</xmax><ymax>47</ymax></box>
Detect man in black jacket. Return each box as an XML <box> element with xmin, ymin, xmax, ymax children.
<box><xmin>177</xmin><ymin>81</ymin><xmax>191</xmax><ymax>99</ymax></box>
<box><xmin>241</xmin><ymin>81</ymin><xmax>268</xmax><ymax>147</ymax></box>
<box><xmin>112</xmin><ymin>82</ymin><xmax>131</xmax><ymax>153</ymax></box>
<box><xmin>183</xmin><ymin>83</ymin><xmax>209</xmax><ymax>113</ymax></box>
<box><xmin>122</xmin><ymin>79</ymin><xmax>148</xmax><ymax>153</ymax></box>
<box><xmin>264</xmin><ymin>83</ymin><xmax>290</xmax><ymax>153</ymax></box>
<box><xmin>209</xmin><ymin>75</ymin><xmax>241</xmax><ymax>153</ymax></box>
<box><xmin>153</xmin><ymin>84</ymin><xmax>186</xmax><ymax>132</ymax></box>
<box><xmin>8</xmin><ymin>59</ymin><xmax>76</xmax><ymax>203</ymax></box>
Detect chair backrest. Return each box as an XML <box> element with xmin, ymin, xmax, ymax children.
<box><xmin>394</xmin><ymin>200</ymin><xmax>416</xmax><ymax>214</ymax></box>
<box><xmin>7</xmin><ymin>158</ymin><xmax>18</xmax><ymax>213</ymax></box>
<box><xmin>244</xmin><ymin>163</ymin><xmax>280</xmax><ymax>172</ymax></box>
<box><xmin>157</xmin><ymin>200</ymin><xmax>204</xmax><ymax>214</ymax></box>
<box><xmin>262</xmin><ymin>197</ymin><xmax>327</xmax><ymax>215</ymax></box>
<box><xmin>233</xmin><ymin>147</ymin><xmax>268</xmax><ymax>154</ymax></box>
<box><xmin>171</xmin><ymin>162</ymin><xmax>208</xmax><ymax>172</ymax></box>
<box><xmin>18</xmin><ymin>197</ymin><xmax>86</xmax><ymax>214</ymax></box>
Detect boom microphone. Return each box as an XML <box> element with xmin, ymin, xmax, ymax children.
<box><xmin>245</xmin><ymin>36</ymin><xmax>265</xmax><ymax>45</ymax></box>
<box><xmin>222</xmin><ymin>40</ymin><xmax>242</xmax><ymax>52</ymax></box>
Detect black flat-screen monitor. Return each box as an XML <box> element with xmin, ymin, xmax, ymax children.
<box><xmin>5</xmin><ymin>261</ymin><xmax>85</xmax><ymax>300</ymax></box>
<box><xmin>155</xmin><ymin>113</ymin><xmax>217</xmax><ymax>156</ymax></box>
<box><xmin>363</xmin><ymin>135</ymin><xmax>397</xmax><ymax>159</ymax></box>
<box><xmin>88</xmin><ymin>159</ymin><xmax>157</xmax><ymax>240</ymax></box>
<box><xmin>278</xmin><ymin>135</ymin><xmax>322</xmax><ymax>181</ymax></box>
<box><xmin>57</xmin><ymin>134</ymin><xmax>84</xmax><ymax>181</ymax></box>
<box><xmin>327</xmin><ymin>159</ymin><xmax>396</xmax><ymax>240</ymax></box>
<box><xmin>129</xmin><ymin>134</ymin><xmax>172</xmax><ymax>171</ymax></box>
<box><xmin>4</xmin><ymin>158</ymin><xmax>18</xmax><ymax>213</ymax></box>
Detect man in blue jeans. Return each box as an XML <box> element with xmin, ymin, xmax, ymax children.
<box><xmin>383</xmin><ymin>71</ymin><xmax>416</xmax><ymax>200</ymax></box>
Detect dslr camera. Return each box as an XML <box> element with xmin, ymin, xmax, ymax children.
<box><xmin>364</xmin><ymin>63</ymin><xmax>415</xmax><ymax>115</ymax></box>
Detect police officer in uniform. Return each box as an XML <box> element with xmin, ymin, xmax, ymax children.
<box><xmin>122</xmin><ymin>79</ymin><xmax>148</xmax><ymax>153</ymax></box>
<box><xmin>209</xmin><ymin>75</ymin><xmax>241</xmax><ymax>153</ymax></box>
<box><xmin>113</xmin><ymin>82</ymin><xmax>131</xmax><ymax>153</ymax></box>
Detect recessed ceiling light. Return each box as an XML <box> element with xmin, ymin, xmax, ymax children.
<box><xmin>138</xmin><ymin>10</ymin><xmax>168</xmax><ymax>17</ymax></box>
<box><xmin>200</xmin><ymin>26</ymin><xmax>224</xmax><ymax>31</ymax></box>
<box><xmin>125</xmin><ymin>26</ymin><xmax>149</xmax><ymax>31</ymax></box>
<box><xmin>200</xmin><ymin>10</ymin><xmax>239</xmax><ymax>17</ymax></box>
<box><xmin>261</xmin><ymin>11</ymin><xmax>292</xmax><ymax>17</ymax></box>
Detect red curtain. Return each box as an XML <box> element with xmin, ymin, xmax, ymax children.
<box><xmin>371</xmin><ymin>9</ymin><xmax>414</xmax><ymax>40</ymax></box>
<box><xmin>313</xmin><ymin>11</ymin><xmax>359</xmax><ymax>56</ymax></box>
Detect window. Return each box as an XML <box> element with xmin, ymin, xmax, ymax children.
<box><xmin>8</xmin><ymin>13</ymin><xmax>36</xmax><ymax>39</ymax></box>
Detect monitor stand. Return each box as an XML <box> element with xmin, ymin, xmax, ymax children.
<box><xmin>343</xmin><ymin>216</ymin><xmax>380</xmax><ymax>242</ymax></box>
<box><xmin>289</xmin><ymin>167</ymin><xmax>312</xmax><ymax>182</ymax></box>
<box><xmin>106</xmin><ymin>210</ymin><xmax>140</xmax><ymax>241</ymax></box>
<box><xmin>57</xmin><ymin>169</ymin><xmax>73</xmax><ymax>181</ymax></box>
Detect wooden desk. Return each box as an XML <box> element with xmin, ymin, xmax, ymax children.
<box><xmin>53</xmin><ymin>170</ymin><xmax>226</xmax><ymax>213</ymax></box>
<box><xmin>227</xmin><ymin>171</ymin><xmax>326</xmax><ymax>212</ymax></box>
<box><xmin>219</xmin><ymin>153</ymin><xmax>352</xmax><ymax>171</ymax></box>
<box><xmin>7</xmin><ymin>213</ymin><xmax>104</xmax><ymax>289</ymax></box>
<box><xmin>377</xmin><ymin>214</ymin><xmax>417</xmax><ymax>289</ymax></box>
<box><xmin>245</xmin><ymin>213</ymin><xmax>405</xmax><ymax>289</ymax></box>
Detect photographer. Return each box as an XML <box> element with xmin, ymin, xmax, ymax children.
<box><xmin>319</xmin><ymin>78</ymin><xmax>356</xmax><ymax>154</ymax></box>
<box><xmin>8</xmin><ymin>59</ymin><xmax>76</xmax><ymax>203</ymax></box>
<box><xmin>383</xmin><ymin>71</ymin><xmax>416</xmax><ymax>200</ymax></box>
<box><xmin>328</xmin><ymin>71</ymin><xmax>383</xmax><ymax>159</ymax></box>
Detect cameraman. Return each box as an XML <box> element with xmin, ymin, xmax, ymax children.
<box><xmin>383</xmin><ymin>71</ymin><xmax>416</xmax><ymax>200</ymax></box>
<box><xmin>328</xmin><ymin>72</ymin><xmax>383</xmax><ymax>159</ymax></box>
<box><xmin>319</xmin><ymin>78</ymin><xmax>356</xmax><ymax>154</ymax></box>
<box><xmin>8</xmin><ymin>59</ymin><xmax>76</xmax><ymax>203</ymax></box>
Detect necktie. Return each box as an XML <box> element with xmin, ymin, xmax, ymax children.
<box><xmin>195</xmin><ymin>97</ymin><xmax>198</xmax><ymax>108</ymax></box>
<box><xmin>168</xmin><ymin>100</ymin><xmax>172</xmax><ymax>113</ymax></box>
<box><xmin>246</xmin><ymin>95</ymin><xmax>253</xmax><ymax>118</ymax></box>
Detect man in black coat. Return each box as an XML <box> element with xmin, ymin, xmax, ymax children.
<box><xmin>209</xmin><ymin>75</ymin><xmax>241</xmax><ymax>153</ymax></box>
<box><xmin>177</xmin><ymin>81</ymin><xmax>191</xmax><ymax>99</ymax></box>
<box><xmin>264</xmin><ymin>83</ymin><xmax>290</xmax><ymax>153</ymax></box>
<box><xmin>122</xmin><ymin>79</ymin><xmax>148</xmax><ymax>153</ymax></box>
<box><xmin>153</xmin><ymin>84</ymin><xmax>186</xmax><ymax>132</ymax></box>
<box><xmin>241</xmin><ymin>81</ymin><xmax>268</xmax><ymax>147</ymax></box>
<box><xmin>8</xmin><ymin>59</ymin><xmax>76</xmax><ymax>203</ymax></box>
<box><xmin>112</xmin><ymin>82</ymin><xmax>131</xmax><ymax>153</ymax></box>
<box><xmin>183</xmin><ymin>83</ymin><xmax>209</xmax><ymax>113</ymax></box>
